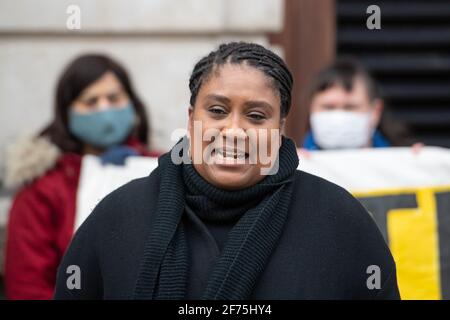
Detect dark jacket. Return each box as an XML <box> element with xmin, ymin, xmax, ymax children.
<box><xmin>54</xmin><ymin>166</ymin><xmax>400</xmax><ymax>300</ymax></box>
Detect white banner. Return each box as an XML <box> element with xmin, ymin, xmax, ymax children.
<box><xmin>75</xmin><ymin>155</ymin><xmax>158</xmax><ymax>231</ymax></box>
<box><xmin>298</xmin><ymin>146</ymin><xmax>450</xmax><ymax>191</ymax></box>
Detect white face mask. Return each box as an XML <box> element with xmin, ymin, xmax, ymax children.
<box><xmin>310</xmin><ymin>110</ymin><xmax>374</xmax><ymax>149</ymax></box>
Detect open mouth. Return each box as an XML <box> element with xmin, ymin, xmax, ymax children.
<box><xmin>214</xmin><ymin>148</ymin><xmax>249</xmax><ymax>160</ymax></box>
<box><xmin>210</xmin><ymin>147</ymin><xmax>250</xmax><ymax>164</ymax></box>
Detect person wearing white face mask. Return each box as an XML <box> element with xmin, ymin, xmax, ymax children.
<box><xmin>310</xmin><ymin>108</ymin><xmax>379</xmax><ymax>149</ymax></box>
<box><xmin>302</xmin><ymin>58</ymin><xmax>421</xmax><ymax>151</ymax></box>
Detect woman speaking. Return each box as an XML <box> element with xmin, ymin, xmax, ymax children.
<box><xmin>54</xmin><ymin>42</ymin><xmax>400</xmax><ymax>299</ymax></box>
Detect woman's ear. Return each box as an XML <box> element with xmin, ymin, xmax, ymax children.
<box><xmin>188</xmin><ymin>106</ymin><xmax>194</xmax><ymax>132</ymax></box>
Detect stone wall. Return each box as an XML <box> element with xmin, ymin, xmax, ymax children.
<box><xmin>0</xmin><ymin>0</ymin><xmax>284</xmax><ymax>286</ymax></box>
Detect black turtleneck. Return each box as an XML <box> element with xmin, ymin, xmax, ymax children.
<box><xmin>179</xmin><ymin>138</ymin><xmax>299</xmax><ymax>299</ymax></box>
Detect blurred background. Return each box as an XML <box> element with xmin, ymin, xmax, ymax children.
<box><xmin>0</xmin><ymin>0</ymin><xmax>449</xmax><ymax>298</ymax></box>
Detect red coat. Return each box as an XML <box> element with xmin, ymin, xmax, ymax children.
<box><xmin>4</xmin><ymin>138</ymin><xmax>158</xmax><ymax>299</ymax></box>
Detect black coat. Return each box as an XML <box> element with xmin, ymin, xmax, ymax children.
<box><xmin>54</xmin><ymin>167</ymin><xmax>400</xmax><ymax>299</ymax></box>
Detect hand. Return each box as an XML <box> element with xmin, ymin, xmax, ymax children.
<box><xmin>411</xmin><ymin>142</ymin><xmax>425</xmax><ymax>155</ymax></box>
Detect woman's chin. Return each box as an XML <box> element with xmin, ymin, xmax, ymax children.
<box><xmin>204</xmin><ymin>165</ymin><xmax>257</xmax><ymax>190</ymax></box>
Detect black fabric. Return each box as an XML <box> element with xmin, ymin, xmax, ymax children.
<box><xmin>54</xmin><ymin>149</ymin><xmax>401</xmax><ymax>300</ymax></box>
<box><xmin>183</xmin><ymin>204</ymin><xmax>246</xmax><ymax>298</ymax></box>
<box><xmin>133</xmin><ymin>137</ymin><xmax>299</xmax><ymax>300</ymax></box>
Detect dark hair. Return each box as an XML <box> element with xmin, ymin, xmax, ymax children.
<box><xmin>40</xmin><ymin>54</ymin><xmax>150</xmax><ymax>153</ymax></box>
<box><xmin>307</xmin><ymin>57</ymin><xmax>379</xmax><ymax>102</ymax></box>
<box><xmin>308</xmin><ymin>57</ymin><xmax>416</xmax><ymax>146</ymax></box>
<box><xmin>189</xmin><ymin>42</ymin><xmax>294</xmax><ymax>117</ymax></box>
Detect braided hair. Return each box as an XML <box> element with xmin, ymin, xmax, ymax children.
<box><xmin>189</xmin><ymin>42</ymin><xmax>294</xmax><ymax>117</ymax></box>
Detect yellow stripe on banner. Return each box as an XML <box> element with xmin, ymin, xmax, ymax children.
<box><xmin>387</xmin><ymin>189</ymin><xmax>441</xmax><ymax>300</ymax></box>
<box><xmin>353</xmin><ymin>186</ymin><xmax>450</xmax><ymax>300</ymax></box>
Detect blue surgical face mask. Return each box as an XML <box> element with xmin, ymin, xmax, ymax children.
<box><xmin>69</xmin><ymin>104</ymin><xmax>136</xmax><ymax>149</ymax></box>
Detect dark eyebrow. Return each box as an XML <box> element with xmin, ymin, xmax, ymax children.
<box><xmin>204</xmin><ymin>94</ymin><xmax>274</xmax><ymax>113</ymax></box>
<box><xmin>243</xmin><ymin>100</ymin><xmax>274</xmax><ymax>113</ymax></box>
<box><xmin>204</xmin><ymin>94</ymin><xmax>231</xmax><ymax>105</ymax></box>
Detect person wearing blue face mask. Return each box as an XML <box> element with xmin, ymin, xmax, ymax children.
<box><xmin>69</xmin><ymin>103</ymin><xmax>136</xmax><ymax>154</ymax></box>
<box><xmin>4</xmin><ymin>54</ymin><xmax>159</xmax><ymax>299</ymax></box>
<box><xmin>68</xmin><ymin>93</ymin><xmax>140</xmax><ymax>165</ymax></box>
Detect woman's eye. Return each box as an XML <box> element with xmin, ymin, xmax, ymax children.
<box><xmin>108</xmin><ymin>95</ymin><xmax>119</xmax><ymax>103</ymax></box>
<box><xmin>248</xmin><ymin>113</ymin><xmax>266</xmax><ymax>121</ymax></box>
<box><xmin>209</xmin><ymin>107</ymin><xmax>227</xmax><ymax>115</ymax></box>
<box><xmin>85</xmin><ymin>98</ymin><xmax>98</xmax><ymax>108</ymax></box>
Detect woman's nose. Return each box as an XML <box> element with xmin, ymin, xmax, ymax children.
<box><xmin>96</xmin><ymin>97</ymin><xmax>111</xmax><ymax>111</ymax></box>
<box><xmin>221</xmin><ymin>114</ymin><xmax>247</xmax><ymax>138</ymax></box>
<box><xmin>226</xmin><ymin>111</ymin><xmax>247</xmax><ymax>129</ymax></box>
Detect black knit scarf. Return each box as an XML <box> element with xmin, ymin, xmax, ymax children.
<box><xmin>133</xmin><ymin>137</ymin><xmax>299</xmax><ymax>299</ymax></box>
